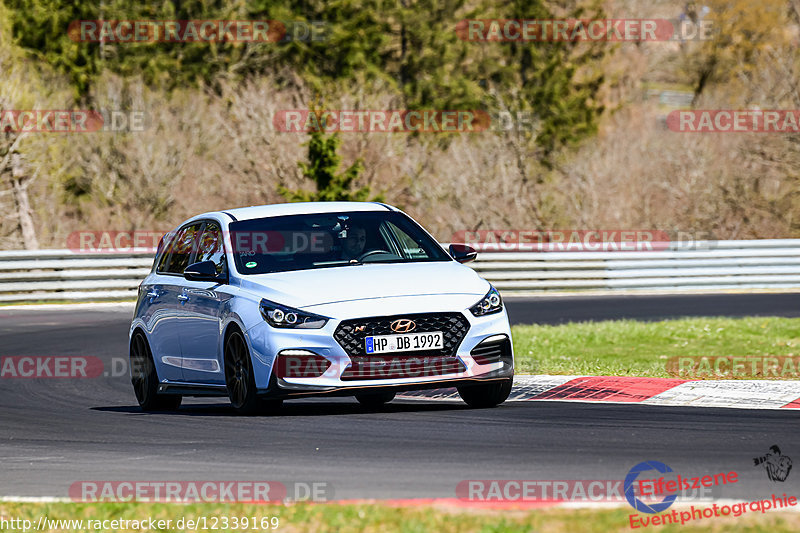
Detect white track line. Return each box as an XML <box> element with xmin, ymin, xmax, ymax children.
<box><xmin>642</xmin><ymin>380</ymin><xmax>800</xmax><ymax>409</ymax></box>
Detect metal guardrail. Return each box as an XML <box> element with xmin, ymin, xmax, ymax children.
<box><xmin>0</xmin><ymin>240</ymin><xmax>798</xmax><ymax>302</ymax></box>
<box><xmin>0</xmin><ymin>249</ymin><xmax>153</xmax><ymax>303</ymax></box>
<box><xmin>472</xmin><ymin>239</ymin><xmax>800</xmax><ymax>292</ymax></box>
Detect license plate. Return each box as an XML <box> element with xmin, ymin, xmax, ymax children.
<box><xmin>365</xmin><ymin>331</ymin><xmax>443</xmax><ymax>354</ymax></box>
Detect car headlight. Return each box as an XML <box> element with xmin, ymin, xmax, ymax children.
<box><xmin>469</xmin><ymin>286</ymin><xmax>503</xmax><ymax>317</ymax></box>
<box><xmin>259</xmin><ymin>299</ymin><xmax>329</xmax><ymax>329</ymax></box>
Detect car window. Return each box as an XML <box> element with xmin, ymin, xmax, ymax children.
<box><xmin>229</xmin><ymin>211</ymin><xmax>450</xmax><ymax>275</ymax></box>
<box><xmin>162</xmin><ymin>223</ymin><xmax>203</xmax><ymax>274</ymax></box>
<box><xmin>154</xmin><ymin>232</ymin><xmax>174</xmax><ymax>272</ymax></box>
<box><xmin>384</xmin><ymin>221</ymin><xmax>432</xmax><ymax>260</ymax></box>
<box><xmin>195</xmin><ymin>221</ymin><xmax>227</xmax><ymax>275</ymax></box>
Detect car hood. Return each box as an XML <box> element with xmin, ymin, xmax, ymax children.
<box><xmin>236</xmin><ymin>261</ymin><xmax>489</xmax><ymax>309</ymax></box>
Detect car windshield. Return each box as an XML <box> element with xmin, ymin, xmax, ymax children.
<box><xmin>229</xmin><ymin>211</ymin><xmax>451</xmax><ymax>274</ymax></box>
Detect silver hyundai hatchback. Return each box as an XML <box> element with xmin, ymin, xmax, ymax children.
<box><xmin>129</xmin><ymin>202</ymin><xmax>514</xmax><ymax>414</ymax></box>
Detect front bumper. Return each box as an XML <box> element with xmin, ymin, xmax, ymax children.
<box><xmin>245</xmin><ymin>307</ymin><xmax>514</xmax><ymax>396</ymax></box>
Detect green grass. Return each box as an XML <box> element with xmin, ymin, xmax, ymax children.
<box><xmin>1</xmin><ymin>502</ymin><xmax>798</xmax><ymax>533</ymax></box>
<box><xmin>512</xmin><ymin>317</ymin><xmax>800</xmax><ymax>378</ymax></box>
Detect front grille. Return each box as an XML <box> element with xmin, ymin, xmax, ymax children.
<box><xmin>470</xmin><ymin>336</ymin><xmax>512</xmax><ymax>365</ymax></box>
<box><xmin>334</xmin><ymin>312</ymin><xmax>470</xmax><ymax>358</ymax></box>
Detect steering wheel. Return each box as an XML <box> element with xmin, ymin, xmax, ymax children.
<box><xmin>354</xmin><ymin>249</ymin><xmax>393</xmax><ymax>262</ymax></box>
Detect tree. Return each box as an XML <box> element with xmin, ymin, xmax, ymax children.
<box><xmin>499</xmin><ymin>0</ymin><xmax>607</xmax><ymax>160</ymax></box>
<box><xmin>3</xmin><ymin>0</ymin><xmax>103</xmax><ymax>101</ymax></box>
<box><xmin>393</xmin><ymin>0</ymin><xmax>486</xmax><ymax>110</ymax></box>
<box><xmin>0</xmin><ymin>4</ymin><xmax>59</xmax><ymax>249</ymax></box>
<box><xmin>279</xmin><ymin>125</ymin><xmax>381</xmax><ymax>202</ymax></box>
<box><xmin>3</xmin><ymin>0</ymin><xmax>269</xmax><ymax>99</ymax></box>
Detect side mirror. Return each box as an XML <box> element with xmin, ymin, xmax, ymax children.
<box><xmin>184</xmin><ymin>261</ymin><xmax>226</xmax><ymax>283</ymax></box>
<box><xmin>449</xmin><ymin>243</ymin><xmax>477</xmax><ymax>264</ymax></box>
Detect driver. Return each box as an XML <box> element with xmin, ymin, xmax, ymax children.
<box><xmin>341</xmin><ymin>224</ymin><xmax>367</xmax><ymax>260</ymax></box>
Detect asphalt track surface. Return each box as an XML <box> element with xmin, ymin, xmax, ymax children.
<box><xmin>1</xmin><ymin>293</ymin><xmax>799</xmax><ymax>501</ymax></box>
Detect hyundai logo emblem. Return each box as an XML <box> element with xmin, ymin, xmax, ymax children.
<box><xmin>390</xmin><ymin>319</ymin><xmax>416</xmax><ymax>333</ymax></box>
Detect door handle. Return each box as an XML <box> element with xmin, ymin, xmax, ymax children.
<box><xmin>146</xmin><ymin>290</ymin><xmax>161</xmax><ymax>299</ymax></box>
<box><xmin>177</xmin><ymin>294</ymin><xmax>189</xmax><ymax>303</ymax></box>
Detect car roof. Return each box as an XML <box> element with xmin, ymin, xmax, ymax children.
<box><xmin>196</xmin><ymin>202</ymin><xmax>396</xmax><ymax>223</ymax></box>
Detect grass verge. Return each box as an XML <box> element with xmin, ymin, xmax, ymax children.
<box><xmin>1</xmin><ymin>501</ymin><xmax>799</xmax><ymax>533</ymax></box>
<box><xmin>512</xmin><ymin>317</ymin><xmax>800</xmax><ymax>378</ymax></box>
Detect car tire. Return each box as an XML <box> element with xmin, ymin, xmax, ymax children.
<box><xmin>355</xmin><ymin>391</ymin><xmax>396</xmax><ymax>407</ymax></box>
<box><xmin>457</xmin><ymin>379</ymin><xmax>513</xmax><ymax>408</ymax></box>
<box><xmin>224</xmin><ymin>329</ymin><xmax>264</xmax><ymax>415</ymax></box>
<box><xmin>130</xmin><ymin>332</ymin><xmax>182</xmax><ymax>411</ymax></box>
